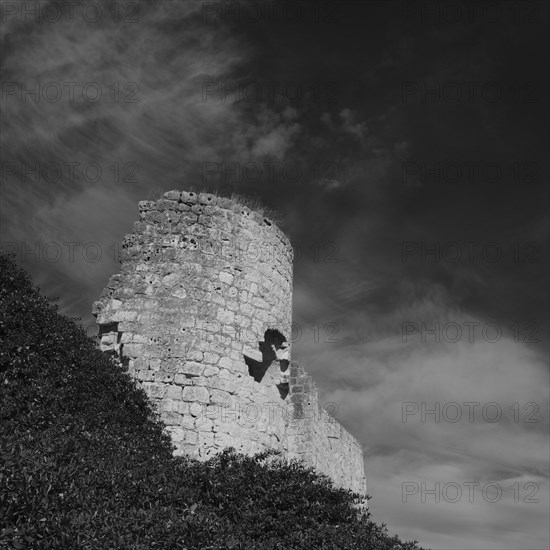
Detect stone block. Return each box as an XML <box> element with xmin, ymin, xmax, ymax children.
<box><xmin>162</xmin><ymin>273</ymin><xmax>179</xmax><ymax>286</ymax></box>
<box><xmin>203</xmin><ymin>365</ymin><xmax>220</xmax><ymax>377</ymax></box>
<box><xmin>142</xmin><ymin>382</ymin><xmax>167</xmax><ymax>399</ymax></box>
<box><xmin>186</xmin><ymin>350</ymin><xmax>203</xmax><ymax>361</ymax></box>
<box><xmin>181</xmin><ymin>415</ymin><xmax>196</xmax><ymax>430</ymax></box>
<box><xmin>138</xmin><ymin>200</ymin><xmax>157</xmax><ymax>211</ymax></box>
<box><xmin>191</xmin><ymin>376</ymin><xmax>208</xmax><ymax>387</ymax></box>
<box><xmin>217</xmin><ymin>309</ymin><xmax>234</xmax><ymax>324</ymax></box>
<box><xmin>219</xmin><ymin>271</ymin><xmax>234</xmax><ymax>285</ymax></box>
<box><xmin>164</xmin><ymin>190</ymin><xmax>181</xmax><ymax>201</ymax></box>
<box><xmin>122</xmin><ymin>343</ymin><xmax>144</xmax><ymax>357</ymax></box>
<box><xmin>196</xmin><ymin>418</ymin><xmax>214</xmax><ymax>432</ymax></box>
<box><xmin>112</xmin><ymin>310</ymin><xmax>138</xmax><ymax>322</ymax></box>
<box><xmin>165</xmin><ymin>385</ymin><xmax>182</xmax><ymax>400</ymax></box>
<box><xmin>243</xmin><ymin>346</ymin><xmax>262</xmax><ymax>363</ymax></box>
<box><xmin>141</xmin><ymin>210</ymin><xmax>163</xmax><ymax>224</ymax></box>
<box><xmin>119</xmin><ymin>332</ymin><xmax>135</xmax><ymax>344</ymax></box>
<box><xmin>148</xmin><ymin>358</ymin><xmax>162</xmax><ymax>371</ymax></box>
<box><xmin>157</xmin><ymin>199</ymin><xmax>179</xmax><ymax>211</ymax></box>
<box><xmin>209</xmin><ymin>376</ymin><xmax>238</xmax><ymax>394</ymax></box>
<box><xmin>161</xmin><ymin>411</ymin><xmax>182</xmax><ymax>426</ymax></box>
<box><xmin>217</xmin><ymin>197</ymin><xmax>233</xmax><ymax>209</ymax></box>
<box><xmin>180</xmin><ymin>361</ymin><xmax>204</xmax><ymax>377</ymax></box>
<box><xmin>218</xmin><ymin>356</ymin><xmax>234</xmax><ymax>370</ymax></box>
<box><xmin>156</xmin><ymin>372</ymin><xmax>175</xmax><ymax>384</ymax></box>
<box><xmin>176</xmin><ymin>401</ymin><xmax>190</xmax><ymax>416</ymax></box>
<box><xmin>101</xmin><ymin>333</ymin><xmax>117</xmax><ymax>345</ymax></box>
<box><xmin>210</xmin><ymin>389</ymin><xmax>234</xmax><ymax>406</ymax></box>
<box><xmin>184</xmin><ymin>431</ymin><xmax>198</xmax><ymax>445</ymax></box>
<box><xmin>135</xmin><ymin>370</ymin><xmax>154</xmax><ymax>382</ymax></box>
<box><xmin>198</xmin><ymin>432</ymin><xmax>215</xmax><ymax>452</ymax></box>
<box><xmin>203</xmin><ymin>352</ymin><xmax>220</xmax><ymax>365</ymax></box>
<box><xmin>174</xmin><ymin>374</ymin><xmax>193</xmax><ymax>386</ymax></box>
<box><xmin>198</xmin><ymin>193</ymin><xmax>217</xmax><ymax>205</ymax></box>
<box><xmin>189</xmin><ymin>402</ymin><xmax>204</xmax><ymax>417</ymax></box>
<box><xmin>182</xmin><ymin>386</ymin><xmax>210</xmax><ymax>404</ymax></box>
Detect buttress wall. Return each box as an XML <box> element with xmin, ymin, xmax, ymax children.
<box><xmin>286</xmin><ymin>363</ymin><xmax>367</xmax><ymax>494</ymax></box>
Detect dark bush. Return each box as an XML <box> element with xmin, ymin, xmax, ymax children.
<box><xmin>0</xmin><ymin>254</ymin><xmax>424</xmax><ymax>549</ymax></box>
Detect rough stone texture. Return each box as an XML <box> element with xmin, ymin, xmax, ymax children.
<box><xmin>93</xmin><ymin>191</ymin><xmax>367</xmax><ymax>496</ymax></box>
<box><xmin>286</xmin><ymin>363</ymin><xmax>366</xmax><ymax>493</ymax></box>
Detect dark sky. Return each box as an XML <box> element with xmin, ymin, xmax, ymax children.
<box><xmin>1</xmin><ymin>1</ymin><xmax>548</xmax><ymax>548</ymax></box>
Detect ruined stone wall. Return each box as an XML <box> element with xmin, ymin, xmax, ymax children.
<box><xmin>93</xmin><ymin>190</ymin><xmax>366</xmax><ymax>495</ymax></box>
<box><xmin>286</xmin><ymin>363</ymin><xmax>367</xmax><ymax>495</ymax></box>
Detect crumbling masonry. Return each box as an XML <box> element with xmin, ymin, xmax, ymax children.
<box><xmin>93</xmin><ymin>191</ymin><xmax>367</xmax><ymax>495</ymax></box>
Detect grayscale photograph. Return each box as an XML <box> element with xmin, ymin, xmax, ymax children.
<box><xmin>0</xmin><ymin>1</ymin><xmax>548</xmax><ymax>549</ymax></box>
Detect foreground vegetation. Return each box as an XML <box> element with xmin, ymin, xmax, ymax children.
<box><xmin>0</xmin><ymin>254</ymin><xmax>423</xmax><ymax>549</ymax></box>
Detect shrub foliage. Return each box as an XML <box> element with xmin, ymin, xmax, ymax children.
<box><xmin>0</xmin><ymin>254</ymin><xmax>424</xmax><ymax>549</ymax></box>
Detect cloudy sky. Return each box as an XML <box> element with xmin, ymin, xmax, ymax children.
<box><xmin>1</xmin><ymin>1</ymin><xmax>548</xmax><ymax>548</ymax></box>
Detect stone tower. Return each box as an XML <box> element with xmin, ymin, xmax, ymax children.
<box><xmin>93</xmin><ymin>190</ymin><xmax>367</xmax><ymax>495</ymax></box>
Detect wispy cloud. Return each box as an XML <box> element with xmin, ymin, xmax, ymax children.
<box><xmin>293</xmin><ymin>287</ymin><xmax>548</xmax><ymax>548</ymax></box>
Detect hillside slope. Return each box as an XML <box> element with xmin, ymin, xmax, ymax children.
<box><xmin>0</xmin><ymin>254</ymin><xmax>423</xmax><ymax>550</ymax></box>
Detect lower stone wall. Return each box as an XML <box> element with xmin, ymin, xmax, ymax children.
<box><xmin>97</xmin><ymin>331</ymin><xmax>366</xmax><ymax>495</ymax></box>
<box><xmin>190</xmin><ymin>375</ymin><xmax>289</xmax><ymax>460</ymax></box>
<box><xmin>96</xmin><ymin>320</ymin><xmax>291</xmax><ymax>460</ymax></box>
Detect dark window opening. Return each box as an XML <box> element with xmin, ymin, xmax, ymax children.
<box><xmin>99</xmin><ymin>322</ymin><xmax>118</xmax><ymax>337</ymax></box>
<box><xmin>98</xmin><ymin>321</ymin><xmax>126</xmax><ymax>366</ymax></box>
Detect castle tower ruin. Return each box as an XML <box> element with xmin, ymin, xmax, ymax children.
<box><xmin>93</xmin><ymin>190</ymin><xmax>366</xmax><ymax>495</ymax></box>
